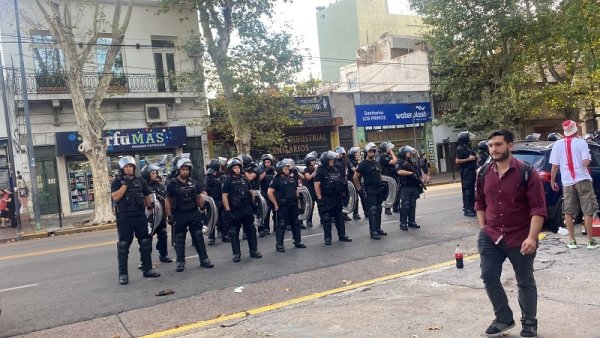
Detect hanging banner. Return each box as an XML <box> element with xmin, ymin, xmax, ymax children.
<box><xmin>355</xmin><ymin>102</ymin><xmax>432</xmax><ymax>127</ymax></box>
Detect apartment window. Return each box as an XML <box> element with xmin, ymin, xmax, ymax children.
<box><xmin>347</xmin><ymin>72</ymin><xmax>358</xmax><ymax>89</ymax></box>
<box><xmin>96</xmin><ymin>37</ymin><xmax>126</xmax><ymax>88</ymax></box>
<box><xmin>152</xmin><ymin>39</ymin><xmax>177</xmax><ymax>92</ymax></box>
<box><xmin>32</xmin><ymin>32</ymin><xmax>66</xmax><ymax>90</ymax></box>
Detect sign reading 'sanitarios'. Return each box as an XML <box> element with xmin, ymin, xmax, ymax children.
<box><xmin>355</xmin><ymin>102</ymin><xmax>432</xmax><ymax>127</ymax></box>
<box><xmin>56</xmin><ymin>126</ymin><xmax>187</xmax><ymax>156</ymax></box>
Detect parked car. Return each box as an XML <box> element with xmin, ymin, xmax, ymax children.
<box><xmin>508</xmin><ymin>140</ymin><xmax>600</xmax><ymax>232</ymax></box>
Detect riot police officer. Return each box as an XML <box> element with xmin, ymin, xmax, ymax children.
<box><xmin>203</xmin><ymin>158</ymin><xmax>226</xmax><ymax>244</ymax></box>
<box><xmin>141</xmin><ymin>164</ymin><xmax>172</xmax><ymax>263</ymax></box>
<box><xmin>288</xmin><ymin>159</ymin><xmax>307</xmax><ymax>230</ymax></box>
<box><xmin>347</xmin><ymin>146</ymin><xmax>364</xmax><ymax>220</ymax></box>
<box><xmin>315</xmin><ymin>151</ymin><xmax>353</xmax><ymax>245</ymax></box>
<box><xmin>455</xmin><ymin>131</ymin><xmax>477</xmax><ymax>217</ymax></box>
<box><xmin>222</xmin><ymin>158</ymin><xmax>262</xmax><ymax>262</ymax></box>
<box><xmin>334</xmin><ymin>146</ymin><xmax>352</xmax><ymax>222</ymax></box>
<box><xmin>379</xmin><ymin>142</ymin><xmax>398</xmax><ymax>215</ymax></box>
<box><xmin>111</xmin><ymin>156</ymin><xmax>160</xmax><ymax>285</ymax></box>
<box><xmin>240</xmin><ymin>154</ymin><xmax>260</xmax><ymax>240</ymax></box>
<box><xmin>165</xmin><ymin>158</ymin><xmax>214</xmax><ymax>272</ymax></box>
<box><xmin>259</xmin><ymin>154</ymin><xmax>276</xmax><ymax>236</ymax></box>
<box><xmin>268</xmin><ymin>160</ymin><xmax>307</xmax><ymax>252</ymax></box>
<box><xmin>476</xmin><ymin>140</ymin><xmax>489</xmax><ymax>167</ymax></box>
<box><xmin>354</xmin><ymin>143</ymin><xmax>388</xmax><ymax>240</ymax></box>
<box><xmin>396</xmin><ymin>146</ymin><xmax>423</xmax><ymax>231</ymax></box>
<box><xmin>302</xmin><ymin>152</ymin><xmax>318</xmax><ymax>228</ymax></box>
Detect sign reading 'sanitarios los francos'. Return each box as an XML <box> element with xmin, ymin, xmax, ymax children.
<box><xmin>55</xmin><ymin>126</ymin><xmax>187</xmax><ymax>156</ymax></box>
<box><xmin>355</xmin><ymin>102</ymin><xmax>432</xmax><ymax>127</ymax></box>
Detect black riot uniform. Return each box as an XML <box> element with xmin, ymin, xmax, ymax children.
<box><xmin>222</xmin><ymin>158</ymin><xmax>262</xmax><ymax>263</ymax></box>
<box><xmin>347</xmin><ymin>146</ymin><xmax>364</xmax><ymax>220</ymax></box>
<box><xmin>456</xmin><ymin>131</ymin><xmax>477</xmax><ymax>217</ymax></box>
<box><xmin>302</xmin><ymin>152</ymin><xmax>318</xmax><ymax>228</ymax></box>
<box><xmin>379</xmin><ymin>142</ymin><xmax>399</xmax><ymax>214</ymax></box>
<box><xmin>396</xmin><ymin>146</ymin><xmax>423</xmax><ymax>231</ymax></box>
<box><xmin>355</xmin><ymin>143</ymin><xmax>388</xmax><ymax>240</ymax></box>
<box><xmin>334</xmin><ymin>147</ymin><xmax>352</xmax><ymax>222</ymax></box>
<box><xmin>112</xmin><ymin>156</ymin><xmax>160</xmax><ymax>285</ymax></box>
<box><xmin>477</xmin><ymin>140</ymin><xmax>489</xmax><ymax>167</ymax></box>
<box><xmin>315</xmin><ymin>151</ymin><xmax>352</xmax><ymax>245</ymax></box>
<box><xmin>259</xmin><ymin>154</ymin><xmax>277</xmax><ymax>236</ymax></box>
<box><xmin>268</xmin><ymin>160</ymin><xmax>306</xmax><ymax>252</ymax></box>
<box><xmin>240</xmin><ymin>154</ymin><xmax>260</xmax><ymax>240</ymax></box>
<box><xmin>141</xmin><ymin>165</ymin><xmax>172</xmax><ymax>263</ymax></box>
<box><xmin>203</xmin><ymin>158</ymin><xmax>226</xmax><ymax>244</ymax></box>
<box><xmin>166</xmin><ymin>158</ymin><xmax>214</xmax><ymax>272</ymax></box>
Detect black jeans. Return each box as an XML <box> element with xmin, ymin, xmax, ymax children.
<box><xmin>460</xmin><ymin>168</ymin><xmax>476</xmax><ymax>211</ymax></box>
<box><xmin>478</xmin><ymin>231</ymin><xmax>537</xmax><ymax>326</ymax></box>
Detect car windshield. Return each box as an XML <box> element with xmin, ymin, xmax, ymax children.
<box><xmin>512</xmin><ymin>151</ymin><xmax>545</xmax><ymax>168</ymax></box>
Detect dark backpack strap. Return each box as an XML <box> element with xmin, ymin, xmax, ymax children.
<box><xmin>519</xmin><ymin>162</ymin><xmax>533</xmax><ymax>189</ymax></box>
<box><xmin>476</xmin><ymin>163</ymin><xmax>491</xmax><ymax>190</ymax></box>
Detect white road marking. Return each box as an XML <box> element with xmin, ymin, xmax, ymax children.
<box><xmin>0</xmin><ymin>283</ymin><xmax>39</xmax><ymax>293</ymax></box>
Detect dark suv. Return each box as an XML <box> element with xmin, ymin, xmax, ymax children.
<box><xmin>510</xmin><ymin>140</ymin><xmax>600</xmax><ymax>232</ymax></box>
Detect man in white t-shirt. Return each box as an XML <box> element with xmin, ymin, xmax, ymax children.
<box><xmin>550</xmin><ymin>120</ymin><xmax>599</xmax><ymax>249</ymax></box>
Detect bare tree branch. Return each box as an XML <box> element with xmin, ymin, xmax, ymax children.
<box><xmin>78</xmin><ymin>2</ymin><xmax>100</xmax><ymax>69</ymax></box>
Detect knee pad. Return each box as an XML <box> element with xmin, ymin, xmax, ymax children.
<box><xmin>175</xmin><ymin>233</ymin><xmax>186</xmax><ymax>245</ymax></box>
<box><xmin>117</xmin><ymin>241</ymin><xmax>129</xmax><ymax>254</ymax></box>
<box><xmin>140</xmin><ymin>238</ymin><xmax>152</xmax><ymax>253</ymax></box>
<box><xmin>401</xmin><ymin>199</ymin><xmax>411</xmax><ymax>209</ymax></box>
<box><xmin>157</xmin><ymin>227</ymin><xmax>167</xmax><ymax>238</ymax></box>
<box><xmin>193</xmin><ymin>230</ymin><xmax>204</xmax><ymax>242</ymax></box>
<box><xmin>369</xmin><ymin>206</ymin><xmax>378</xmax><ymax>215</ymax></box>
<box><xmin>321</xmin><ymin>213</ymin><xmax>332</xmax><ymax>225</ymax></box>
<box><xmin>229</xmin><ymin>226</ymin><xmax>239</xmax><ymax>238</ymax></box>
<box><xmin>410</xmin><ymin>200</ymin><xmax>417</xmax><ymax>208</ymax></box>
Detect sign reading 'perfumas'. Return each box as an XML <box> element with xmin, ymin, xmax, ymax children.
<box><xmin>355</xmin><ymin>102</ymin><xmax>432</xmax><ymax>127</ymax></box>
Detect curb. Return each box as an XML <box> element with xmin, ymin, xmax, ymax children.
<box><xmin>0</xmin><ymin>223</ymin><xmax>116</xmax><ymax>244</ymax></box>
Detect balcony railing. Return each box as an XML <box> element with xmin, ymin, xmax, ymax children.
<box><xmin>13</xmin><ymin>73</ymin><xmax>193</xmax><ymax>95</ymax></box>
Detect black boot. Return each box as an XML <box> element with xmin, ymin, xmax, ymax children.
<box><xmin>400</xmin><ymin>208</ymin><xmax>409</xmax><ymax>231</ymax></box>
<box><xmin>247</xmin><ymin>228</ymin><xmax>262</xmax><ymax>258</ymax></box>
<box><xmin>375</xmin><ymin>211</ymin><xmax>386</xmax><ymax>236</ymax></box>
<box><xmin>156</xmin><ymin>228</ymin><xmax>172</xmax><ymax>262</ymax></box>
<box><xmin>352</xmin><ymin>212</ymin><xmax>361</xmax><ymax>220</ymax></box>
<box><xmin>117</xmin><ymin>241</ymin><xmax>129</xmax><ymax>285</ymax></box>
<box><xmin>385</xmin><ymin>208</ymin><xmax>393</xmax><ymax>215</ymax></box>
<box><xmin>193</xmin><ymin>230</ymin><xmax>214</xmax><ymax>268</ymax></box>
<box><xmin>335</xmin><ymin>214</ymin><xmax>352</xmax><ymax>242</ymax></box>
<box><xmin>343</xmin><ymin>214</ymin><xmax>352</xmax><ymax>221</ymax></box>
<box><xmin>275</xmin><ymin>225</ymin><xmax>286</xmax><ymax>252</ymax></box>
<box><xmin>231</xmin><ymin>230</ymin><xmax>241</xmax><ymax>263</ymax></box>
<box><xmin>140</xmin><ymin>238</ymin><xmax>160</xmax><ymax>278</ymax></box>
<box><xmin>322</xmin><ymin>215</ymin><xmax>333</xmax><ymax>245</ymax></box>
<box><xmin>174</xmin><ymin>232</ymin><xmax>186</xmax><ymax>272</ymax></box>
<box><xmin>369</xmin><ymin>208</ymin><xmax>381</xmax><ymax>239</ymax></box>
<box><xmin>306</xmin><ymin>220</ymin><xmax>313</xmax><ymax>228</ymax></box>
<box><xmin>291</xmin><ymin>223</ymin><xmax>306</xmax><ymax>248</ymax></box>
<box><xmin>408</xmin><ymin>206</ymin><xmax>420</xmax><ymax>228</ymax></box>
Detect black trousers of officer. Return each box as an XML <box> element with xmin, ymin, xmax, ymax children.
<box><xmin>364</xmin><ymin>184</ymin><xmax>386</xmax><ymax>233</ymax></box>
<box><xmin>392</xmin><ymin>177</ymin><xmax>401</xmax><ymax>212</ymax></box>
<box><xmin>117</xmin><ymin>211</ymin><xmax>153</xmax><ymax>276</ymax></box>
<box><xmin>460</xmin><ymin>167</ymin><xmax>476</xmax><ymax>212</ymax></box>
<box><xmin>275</xmin><ymin>201</ymin><xmax>301</xmax><ymax>247</ymax></box>
<box><xmin>399</xmin><ymin>185</ymin><xmax>421</xmax><ymax>226</ymax></box>
<box><xmin>173</xmin><ymin>209</ymin><xmax>210</xmax><ymax>265</ymax></box>
<box><xmin>260</xmin><ymin>191</ymin><xmax>275</xmax><ymax>234</ymax></box>
<box><xmin>229</xmin><ymin>209</ymin><xmax>259</xmax><ymax>257</ymax></box>
<box><xmin>154</xmin><ymin>218</ymin><xmax>169</xmax><ymax>257</ymax></box>
<box><xmin>306</xmin><ymin>189</ymin><xmax>316</xmax><ymax>226</ymax></box>
<box><xmin>319</xmin><ymin>197</ymin><xmax>347</xmax><ymax>241</ymax></box>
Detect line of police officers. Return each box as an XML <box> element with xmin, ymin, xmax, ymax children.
<box><xmin>111</xmin><ymin>141</ymin><xmax>431</xmax><ymax>285</ymax></box>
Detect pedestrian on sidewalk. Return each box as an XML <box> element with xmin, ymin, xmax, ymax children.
<box><xmin>475</xmin><ymin>129</ymin><xmax>547</xmax><ymax>337</ymax></box>
<box><xmin>0</xmin><ymin>189</ymin><xmax>10</xmax><ymax>228</ymax></box>
<box><xmin>550</xmin><ymin>120</ymin><xmax>600</xmax><ymax>249</ymax></box>
<box><xmin>16</xmin><ymin>174</ymin><xmax>29</xmax><ymax>215</ymax></box>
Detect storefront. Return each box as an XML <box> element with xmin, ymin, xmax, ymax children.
<box><xmin>55</xmin><ymin>126</ymin><xmax>188</xmax><ymax>214</ymax></box>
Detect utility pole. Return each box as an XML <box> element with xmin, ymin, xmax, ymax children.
<box><xmin>13</xmin><ymin>0</ymin><xmax>42</xmax><ymax>231</ymax></box>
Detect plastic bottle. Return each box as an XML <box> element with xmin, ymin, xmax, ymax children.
<box><xmin>455</xmin><ymin>244</ymin><xmax>464</xmax><ymax>269</ymax></box>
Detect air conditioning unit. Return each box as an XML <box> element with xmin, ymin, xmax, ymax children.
<box><xmin>145</xmin><ymin>104</ymin><xmax>167</xmax><ymax>124</ymax></box>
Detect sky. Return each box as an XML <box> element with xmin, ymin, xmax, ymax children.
<box><xmin>273</xmin><ymin>0</ymin><xmax>415</xmax><ymax>80</ymax></box>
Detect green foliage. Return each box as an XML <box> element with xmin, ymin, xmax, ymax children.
<box><xmin>411</xmin><ymin>0</ymin><xmax>600</xmax><ymax>131</ymax></box>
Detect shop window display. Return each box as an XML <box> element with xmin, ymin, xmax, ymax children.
<box><xmin>68</xmin><ymin>161</ymin><xmax>94</xmax><ymax>211</ymax></box>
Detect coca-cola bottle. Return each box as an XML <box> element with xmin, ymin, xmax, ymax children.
<box><xmin>455</xmin><ymin>244</ymin><xmax>464</xmax><ymax>269</ymax></box>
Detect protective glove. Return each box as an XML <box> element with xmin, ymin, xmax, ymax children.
<box><xmin>167</xmin><ymin>215</ymin><xmax>175</xmax><ymax>226</ymax></box>
<box><xmin>317</xmin><ymin>198</ymin><xmax>325</xmax><ymax>210</ymax></box>
<box><xmin>358</xmin><ymin>189</ymin><xmax>367</xmax><ymax>200</ymax></box>
<box><xmin>224</xmin><ymin>210</ymin><xmax>235</xmax><ymax>222</ymax></box>
<box><xmin>147</xmin><ymin>210</ymin><xmax>155</xmax><ymax>225</ymax></box>
<box><xmin>410</xmin><ymin>173</ymin><xmax>419</xmax><ymax>181</ymax></box>
<box><xmin>122</xmin><ymin>177</ymin><xmax>133</xmax><ymax>187</ymax></box>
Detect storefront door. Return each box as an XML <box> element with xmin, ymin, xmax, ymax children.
<box><xmin>35</xmin><ymin>158</ymin><xmax>60</xmax><ymax>215</ymax></box>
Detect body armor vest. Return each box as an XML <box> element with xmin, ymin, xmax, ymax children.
<box><xmin>205</xmin><ymin>173</ymin><xmax>223</xmax><ymax>201</ymax></box>
<box><xmin>117</xmin><ymin>176</ymin><xmax>145</xmax><ymax>213</ymax></box>
<box><xmin>380</xmin><ymin>155</ymin><xmax>395</xmax><ymax>176</ymax></box>
<box><xmin>174</xmin><ymin>179</ymin><xmax>198</xmax><ymax>211</ymax></box>
<box><xmin>397</xmin><ymin>159</ymin><xmax>421</xmax><ymax>186</ymax></box>
<box><xmin>260</xmin><ymin>167</ymin><xmax>276</xmax><ymax>193</ymax></box>
<box><xmin>229</xmin><ymin>175</ymin><xmax>251</xmax><ymax>208</ymax></box>
<box><xmin>362</xmin><ymin>160</ymin><xmax>382</xmax><ymax>186</ymax></box>
<box><xmin>320</xmin><ymin>167</ymin><xmax>347</xmax><ymax>196</ymax></box>
<box><xmin>275</xmin><ymin>175</ymin><xmax>297</xmax><ymax>203</ymax></box>
<box><xmin>147</xmin><ymin>180</ymin><xmax>166</xmax><ymax>205</ymax></box>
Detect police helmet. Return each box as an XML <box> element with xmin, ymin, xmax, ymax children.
<box><xmin>261</xmin><ymin>153</ymin><xmax>275</xmax><ymax>164</ymax></box>
<box><xmin>418</xmin><ymin>149</ymin><xmax>426</xmax><ymax>157</ymax></box>
<box><xmin>207</xmin><ymin>158</ymin><xmax>220</xmax><ymax>171</ymax></box>
<box><xmin>379</xmin><ymin>141</ymin><xmax>395</xmax><ymax>153</ymax></box>
<box><xmin>141</xmin><ymin>164</ymin><xmax>160</xmax><ymax>181</ymax></box>
<box><xmin>584</xmin><ymin>133</ymin><xmax>594</xmax><ymax>142</ymax></box>
<box><xmin>477</xmin><ymin>140</ymin><xmax>488</xmax><ymax>152</ymax></box>
<box><xmin>320</xmin><ymin>150</ymin><xmax>338</xmax><ymax>166</ymax></box>
<box><xmin>365</xmin><ymin>142</ymin><xmax>377</xmax><ymax>153</ymax></box>
<box><xmin>237</xmin><ymin>154</ymin><xmax>254</xmax><ymax>169</ymax></box>
<box><xmin>176</xmin><ymin>158</ymin><xmax>193</xmax><ymax>170</ymax></box>
<box><xmin>275</xmin><ymin>160</ymin><xmax>290</xmax><ymax>174</ymax></box>
<box><xmin>397</xmin><ymin>145</ymin><xmax>415</xmax><ymax>158</ymax></box>
<box><xmin>348</xmin><ymin>146</ymin><xmax>360</xmax><ymax>158</ymax></box>
<box><xmin>218</xmin><ymin>157</ymin><xmax>227</xmax><ymax>167</ymax></box>
<box><xmin>282</xmin><ymin>158</ymin><xmax>295</xmax><ymax>169</ymax></box>
<box><xmin>547</xmin><ymin>132</ymin><xmax>562</xmax><ymax>141</ymax></box>
<box><xmin>335</xmin><ymin>146</ymin><xmax>346</xmax><ymax>155</ymax></box>
<box><xmin>457</xmin><ymin>131</ymin><xmax>475</xmax><ymax>145</ymax></box>
<box><xmin>525</xmin><ymin>133</ymin><xmax>541</xmax><ymax>142</ymax></box>
<box><xmin>304</xmin><ymin>152</ymin><xmax>317</xmax><ymax>164</ymax></box>
<box><xmin>226</xmin><ymin>157</ymin><xmax>243</xmax><ymax>173</ymax></box>
<box><xmin>118</xmin><ymin>156</ymin><xmax>136</xmax><ymax>170</ymax></box>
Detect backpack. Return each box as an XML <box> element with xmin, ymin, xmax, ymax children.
<box><xmin>476</xmin><ymin>161</ymin><xmax>533</xmax><ymax>190</ymax></box>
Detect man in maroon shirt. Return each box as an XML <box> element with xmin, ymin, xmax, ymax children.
<box><xmin>475</xmin><ymin>129</ymin><xmax>547</xmax><ymax>338</ymax></box>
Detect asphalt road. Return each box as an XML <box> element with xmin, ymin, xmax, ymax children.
<box><xmin>0</xmin><ymin>183</ymin><xmax>472</xmax><ymax>337</ymax></box>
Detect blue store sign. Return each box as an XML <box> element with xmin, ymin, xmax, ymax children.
<box><xmin>56</xmin><ymin>126</ymin><xmax>187</xmax><ymax>156</ymax></box>
<box><xmin>355</xmin><ymin>102</ymin><xmax>432</xmax><ymax>127</ymax></box>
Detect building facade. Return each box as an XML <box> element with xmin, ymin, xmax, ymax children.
<box><xmin>0</xmin><ymin>0</ymin><xmax>208</xmax><ymax>216</ymax></box>
<box><xmin>316</xmin><ymin>0</ymin><xmax>424</xmax><ymax>82</ymax></box>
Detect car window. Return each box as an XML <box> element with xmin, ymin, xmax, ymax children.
<box><xmin>512</xmin><ymin>151</ymin><xmax>545</xmax><ymax>168</ymax></box>
<box><xmin>589</xmin><ymin>144</ymin><xmax>600</xmax><ymax>167</ymax></box>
